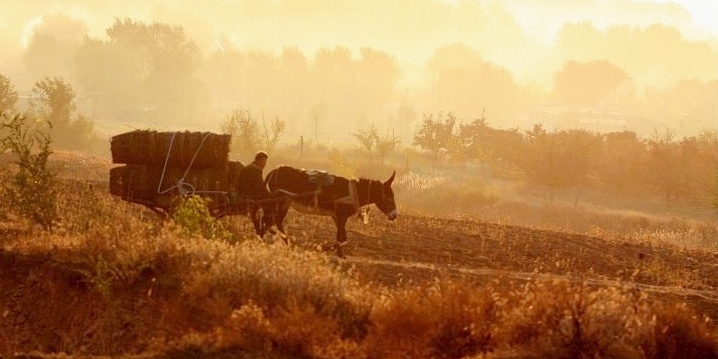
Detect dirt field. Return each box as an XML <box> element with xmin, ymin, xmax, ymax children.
<box><xmin>2</xmin><ymin>150</ymin><xmax>717</xmax><ymax>358</ymax></box>
<box><xmin>8</xmin><ymin>149</ymin><xmax>718</xmax><ymax>317</ymax></box>
<box><xmin>269</xmin><ymin>208</ymin><xmax>718</xmax><ymax>319</ymax></box>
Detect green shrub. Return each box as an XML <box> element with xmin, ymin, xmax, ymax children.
<box><xmin>172</xmin><ymin>194</ymin><xmax>230</xmax><ymax>240</ymax></box>
<box><xmin>0</xmin><ymin>113</ymin><xmax>58</xmax><ymax>229</ymax></box>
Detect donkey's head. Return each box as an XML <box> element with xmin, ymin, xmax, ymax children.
<box><xmin>375</xmin><ymin>171</ymin><xmax>397</xmax><ymax>221</ymax></box>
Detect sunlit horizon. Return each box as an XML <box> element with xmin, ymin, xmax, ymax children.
<box><xmin>0</xmin><ymin>0</ymin><xmax>716</xmax><ymax>142</ymax></box>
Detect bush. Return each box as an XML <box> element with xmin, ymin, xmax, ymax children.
<box><xmin>364</xmin><ymin>278</ymin><xmax>496</xmax><ymax>359</ymax></box>
<box><xmin>0</xmin><ymin>113</ymin><xmax>58</xmax><ymax>229</ymax></box>
<box><xmin>172</xmin><ymin>194</ymin><xmax>230</xmax><ymax>240</ymax></box>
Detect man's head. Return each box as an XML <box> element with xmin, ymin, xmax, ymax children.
<box><xmin>254</xmin><ymin>151</ymin><xmax>268</xmax><ymax>169</ymax></box>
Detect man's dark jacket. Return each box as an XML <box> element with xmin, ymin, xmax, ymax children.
<box><xmin>237</xmin><ymin>162</ymin><xmax>270</xmax><ymax>199</ymax></box>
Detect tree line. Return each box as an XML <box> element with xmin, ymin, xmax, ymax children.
<box><xmin>2</xmin><ymin>67</ymin><xmax>716</xmax><ymax>209</ymax></box>
<box><xmin>15</xmin><ymin>15</ymin><xmax>718</xmax><ymax>140</ymax></box>
<box><xmin>2</xmin><ymin>69</ymin><xmax>717</xmax><ymax>215</ymax></box>
<box><xmin>413</xmin><ymin>112</ymin><xmax>718</xmax><ymax>208</ymax></box>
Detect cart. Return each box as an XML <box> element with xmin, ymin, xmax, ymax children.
<box><xmin>109</xmin><ymin>130</ymin><xmax>251</xmax><ymax>217</ymax></box>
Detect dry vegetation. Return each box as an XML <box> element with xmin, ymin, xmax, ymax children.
<box><xmin>2</xmin><ymin>1</ymin><xmax>717</xmax><ymax>357</ymax></box>
<box><xmin>0</xmin><ymin>151</ymin><xmax>717</xmax><ymax>359</ymax></box>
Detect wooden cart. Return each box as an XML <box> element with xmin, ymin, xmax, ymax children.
<box><xmin>108</xmin><ymin>130</ymin><xmax>249</xmax><ymax>217</ymax></box>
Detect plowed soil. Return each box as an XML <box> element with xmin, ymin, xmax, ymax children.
<box><xmin>277</xmin><ymin>209</ymin><xmax>718</xmax><ymax>319</ymax></box>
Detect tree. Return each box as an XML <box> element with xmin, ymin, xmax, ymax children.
<box><xmin>124</xmin><ymin>20</ymin><xmax>204</xmax><ymax>122</ymax></box>
<box><xmin>310</xmin><ymin>46</ymin><xmax>353</xmax><ymax>123</ymax></box>
<box><xmin>681</xmin><ymin>129</ymin><xmax>718</xmax><ymax>205</ymax></box>
<box><xmin>76</xmin><ymin>18</ymin><xmax>203</xmax><ymax>123</ymax></box>
<box><xmin>30</xmin><ymin>76</ymin><xmax>96</xmax><ymax>151</ymax></box>
<box><xmin>413</xmin><ymin>112</ymin><xmax>457</xmax><ymax>158</ymax></box>
<box><xmin>353</xmin><ymin>47</ymin><xmax>400</xmax><ymax>117</ymax></box>
<box><xmin>557</xmin><ymin>22</ymin><xmax>718</xmax><ymax>85</ymax></box>
<box><xmin>23</xmin><ymin>14</ymin><xmax>88</xmax><ymax>80</ymax></box>
<box><xmin>243</xmin><ymin>50</ymin><xmax>278</xmax><ymax>108</ymax></box>
<box><xmin>261</xmin><ymin>116</ymin><xmax>286</xmax><ymax>153</ymax></box>
<box><xmin>427</xmin><ymin>44</ymin><xmax>525</xmax><ymax>120</ymax></box>
<box><xmin>552</xmin><ymin>60</ymin><xmax>631</xmax><ymax>106</ymax></box>
<box><xmin>31</xmin><ymin>76</ymin><xmax>75</xmax><ymax>126</ymax></box>
<box><xmin>222</xmin><ymin>107</ymin><xmax>261</xmax><ymax>160</ymax></box>
<box><xmin>427</xmin><ymin>43</ymin><xmax>484</xmax><ymax>72</ymax></box>
<box><xmin>596</xmin><ymin>131</ymin><xmax>648</xmax><ymax>195</ymax></box>
<box><xmin>374</xmin><ymin>129</ymin><xmax>401</xmax><ymax>167</ymax></box>
<box><xmin>277</xmin><ymin>46</ymin><xmax>311</xmax><ymax>114</ymax></box>
<box><xmin>200</xmin><ymin>38</ymin><xmax>247</xmax><ymax>113</ymax></box>
<box><xmin>518</xmin><ymin>125</ymin><xmax>603</xmax><ymax>201</ymax></box>
<box><xmin>75</xmin><ymin>35</ymin><xmax>145</xmax><ymax>120</ymax></box>
<box><xmin>353</xmin><ymin>124</ymin><xmax>401</xmax><ymax>167</ymax></box>
<box><xmin>353</xmin><ymin>124</ymin><xmax>378</xmax><ymax>165</ymax></box>
<box><xmin>556</xmin><ymin>21</ymin><xmax>604</xmax><ymax>62</ymax></box>
<box><xmin>645</xmin><ymin>129</ymin><xmax>695</xmax><ymax>204</ymax></box>
<box><xmin>455</xmin><ymin>111</ymin><xmax>490</xmax><ymax>160</ymax></box>
<box><xmin>0</xmin><ymin>73</ymin><xmax>18</xmax><ymax>114</ymax></box>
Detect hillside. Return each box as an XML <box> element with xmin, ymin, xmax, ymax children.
<box><xmin>0</xmin><ymin>150</ymin><xmax>716</xmax><ymax>358</ymax></box>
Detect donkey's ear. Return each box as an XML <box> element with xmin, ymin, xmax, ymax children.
<box><xmin>385</xmin><ymin>171</ymin><xmax>396</xmax><ymax>186</ymax></box>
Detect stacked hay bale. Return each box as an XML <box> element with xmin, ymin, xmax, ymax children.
<box><xmin>109</xmin><ymin>130</ymin><xmax>243</xmax><ymax>211</ymax></box>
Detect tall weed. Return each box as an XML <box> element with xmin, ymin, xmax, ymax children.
<box><xmin>0</xmin><ymin>114</ymin><xmax>57</xmax><ymax>230</ymax></box>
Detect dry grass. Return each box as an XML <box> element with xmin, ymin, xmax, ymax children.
<box><xmin>1</xmin><ymin>151</ymin><xmax>717</xmax><ymax>358</ymax></box>
<box><xmin>394</xmin><ymin>169</ymin><xmax>718</xmax><ymax>253</ymax></box>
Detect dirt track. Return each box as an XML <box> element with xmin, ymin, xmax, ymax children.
<box><xmin>276</xmin><ymin>209</ymin><xmax>718</xmax><ymax>318</ymax></box>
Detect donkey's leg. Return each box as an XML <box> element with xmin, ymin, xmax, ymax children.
<box><xmin>274</xmin><ymin>201</ymin><xmax>290</xmax><ymax>234</ymax></box>
<box><xmin>249</xmin><ymin>204</ymin><xmax>263</xmax><ymax>236</ymax></box>
<box><xmin>260</xmin><ymin>203</ymin><xmax>273</xmax><ymax>232</ymax></box>
<box><xmin>335</xmin><ymin>215</ymin><xmax>349</xmax><ymax>258</ymax></box>
<box><xmin>266</xmin><ymin>201</ymin><xmax>290</xmax><ymax>244</ymax></box>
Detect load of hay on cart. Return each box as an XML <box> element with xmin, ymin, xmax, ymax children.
<box><xmin>108</xmin><ymin>130</ymin><xmax>262</xmax><ymax>217</ymax></box>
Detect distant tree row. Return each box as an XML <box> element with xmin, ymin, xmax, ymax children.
<box><xmin>18</xmin><ymin>15</ymin><xmax>718</xmax><ymax>140</ymax></box>
<box><xmin>3</xmin><ymin>68</ymin><xmax>717</xmax><ymax>210</ymax></box>
<box><xmin>75</xmin><ymin>19</ymin><xmax>204</xmax><ymax>123</ymax></box>
<box><xmin>413</xmin><ymin>113</ymin><xmax>718</xmax><ymax>207</ymax></box>
<box><xmin>557</xmin><ymin>22</ymin><xmax>718</xmax><ymax>84</ymax></box>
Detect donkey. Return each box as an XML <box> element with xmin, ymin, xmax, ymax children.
<box><xmin>264</xmin><ymin>166</ymin><xmax>398</xmax><ymax>258</ymax></box>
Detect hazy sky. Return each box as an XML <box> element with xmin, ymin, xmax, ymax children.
<box><xmin>5</xmin><ymin>0</ymin><xmax>717</xmax><ymax>48</ymax></box>
<box><xmin>1</xmin><ymin>0</ymin><xmax>716</xmax><ymax>140</ymax></box>
<box><xmin>646</xmin><ymin>0</ymin><xmax>718</xmax><ymax>33</ymax></box>
<box><xmin>2</xmin><ymin>0</ymin><xmax>714</xmax><ymax>90</ymax></box>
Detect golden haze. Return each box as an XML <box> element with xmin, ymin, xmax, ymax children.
<box><xmin>0</xmin><ymin>0</ymin><xmax>716</xmax><ymax>143</ymax></box>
